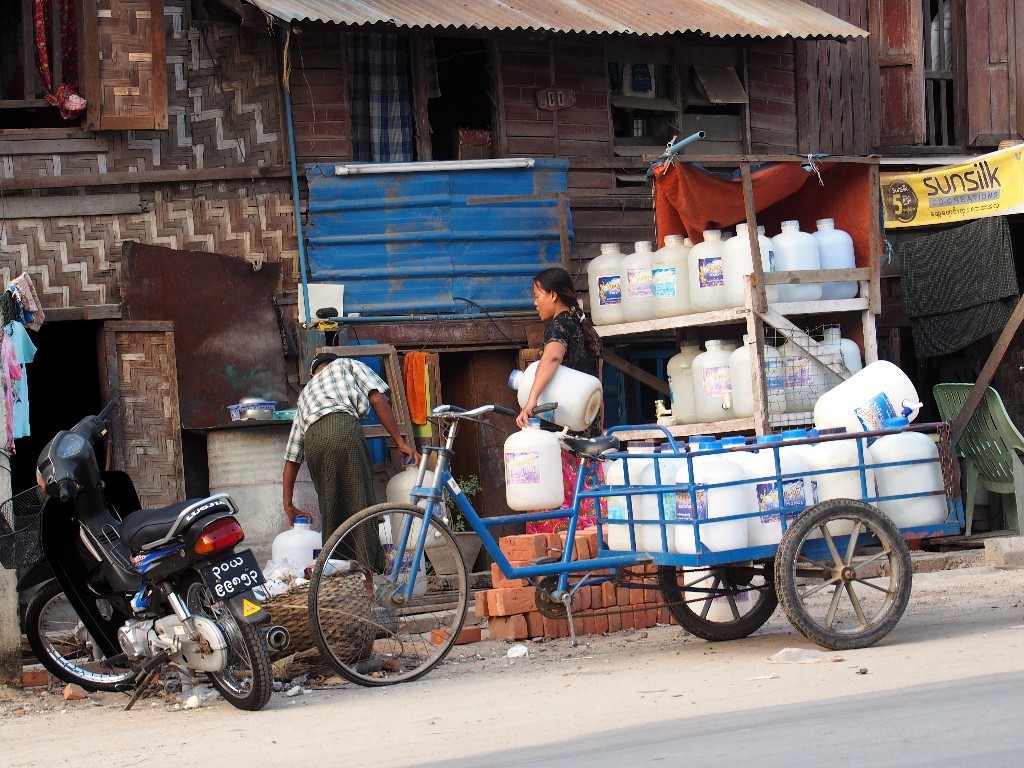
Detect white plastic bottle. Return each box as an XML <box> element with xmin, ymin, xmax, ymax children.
<box><xmin>813</xmin><ymin>219</ymin><xmax>858</xmax><ymax>299</ymax></box>
<box><xmin>621</xmin><ymin>240</ymin><xmax>656</xmax><ymax>322</ymax></box>
<box><xmin>746</xmin><ymin>436</ymin><xmax>814</xmax><ymax>548</ymax></box>
<box><xmin>674</xmin><ymin>442</ymin><xmax>750</xmax><ymax>554</ymax></box>
<box><xmin>688</xmin><ymin>230</ymin><xmax>727</xmax><ymax>312</ymax></box>
<box><xmin>503</xmin><ymin>419</ymin><xmax>563</xmax><ymax>511</ymax></box>
<box><xmin>806</xmin><ymin>430</ymin><xmax>876</xmax><ymax>536</ymax></box>
<box><xmin>637</xmin><ymin>447</ymin><xmax>689</xmax><ymax>553</ymax></box>
<box><xmin>821</xmin><ymin>326</ymin><xmax>864</xmax><ymax>389</ymax></box>
<box><xmin>780</xmin><ymin>336</ymin><xmax>830</xmax><ymax>414</ymax></box>
<box><xmin>870</xmin><ymin>417</ymin><xmax>947</xmax><ymax>528</ymax></box>
<box><xmin>378</xmin><ymin>519</ymin><xmax>427</xmax><ymax>598</ymax></box>
<box><xmin>666</xmin><ymin>343</ymin><xmax>702</xmax><ymax>424</ymax></box>
<box><xmin>509</xmin><ymin>361</ymin><xmax>603</xmax><ymax>433</ymax></box>
<box><xmin>772</xmin><ymin>221</ymin><xmax>822</xmax><ymax>302</ymax></box>
<box><xmin>691</xmin><ymin>340</ymin><xmax>734</xmax><ymax>422</ymax></box>
<box><xmin>813</xmin><ymin>360</ymin><xmax>923</xmax><ymax>434</ymax></box>
<box><xmin>604</xmin><ymin>442</ymin><xmax>657</xmax><ymax>551</ymax></box>
<box><xmin>722</xmin><ymin>223</ymin><xmax>779</xmax><ymax>307</ymax></box>
<box><xmin>386</xmin><ymin>465</ymin><xmax>444</xmax><ymax>550</ymax></box>
<box><xmin>652</xmin><ymin>235</ymin><xmax>692</xmax><ymax>318</ymax></box>
<box><xmin>271</xmin><ymin>516</ymin><xmax>322</xmax><ymax>571</ymax></box>
<box><xmin>587</xmin><ymin>243</ymin><xmax>625</xmax><ymax>326</ymax></box>
<box><xmin>729</xmin><ymin>334</ymin><xmax>786</xmax><ymax>418</ymax></box>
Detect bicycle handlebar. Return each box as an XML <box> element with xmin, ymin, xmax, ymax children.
<box><xmin>432</xmin><ymin>403</ymin><xmax>517</xmax><ymax>419</ymax></box>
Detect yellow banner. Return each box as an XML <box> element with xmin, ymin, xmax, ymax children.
<box><xmin>880</xmin><ymin>144</ymin><xmax>1024</xmax><ymax>228</ymax></box>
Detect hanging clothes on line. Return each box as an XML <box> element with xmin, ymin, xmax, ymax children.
<box><xmin>7</xmin><ymin>273</ymin><xmax>45</xmax><ymax>331</ymax></box>
<box><xmin>0</xmin><ymin>329</ymin><xmax>21</xmax><ymax>455</ymax></box>
<box><xmin>6</xmin><ymin>320</ymin><xmax>36</xmax><ymax>440</ymax></box>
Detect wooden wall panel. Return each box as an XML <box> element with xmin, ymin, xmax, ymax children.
<box><xmin>965</xmin><ymin>0</ymin><xmax>1024</xmax><ymax>145</ymax></box>
<box><xmin>870</xmin><ymin>0</ymin><xmax>925</xmax><ymax>145</ymax></box>
<box><xmin>747</xmin><ymin>40</ymin><xmax>800</xmax><ymax>153</ymax></box>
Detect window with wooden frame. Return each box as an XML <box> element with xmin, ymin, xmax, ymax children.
<box><xmin>0</xmin><ymin>0</ymin><xmax>167</xmax><ymax>131</ymax></box>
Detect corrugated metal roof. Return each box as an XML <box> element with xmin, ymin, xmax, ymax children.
<box><xmin>248</xmin><ymin>0</ymin><xmax>868</xmax><ymax>40</ymax></box>
<box><xmin>304</xmin><ymin>159</ymin><xmax>571</xmax><ymax>316</ymax></box>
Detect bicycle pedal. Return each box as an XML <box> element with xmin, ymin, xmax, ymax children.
<box><xmin>532</xmin><ymin>555</ymin><xmax>560</xmax><ymax>565</ymax></box>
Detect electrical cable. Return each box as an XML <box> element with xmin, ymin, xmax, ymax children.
<box><xmin>452</xmin><ymin>297</ymin><xmax>517</xmax><ymax>345</ymax></box>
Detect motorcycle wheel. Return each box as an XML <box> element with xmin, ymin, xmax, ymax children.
<box><xmin>24</xmin><ymin>580</ymin><xmax>136</xmax><ymax>692</ymax></box>
<box><xmin>183</xmin><ymin>577</ymin><xmax>272</xmax><ymax>711</ymax></box>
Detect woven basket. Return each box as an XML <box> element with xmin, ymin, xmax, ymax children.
<box><xmin>260</xmin><ymin>571</ymin><xmax>374</xmax><ymax>663</ymax></box>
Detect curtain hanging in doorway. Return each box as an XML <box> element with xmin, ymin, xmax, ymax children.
<box><xmin>33</xmin><ymin>0</ymin><xmax>86</xmax><ymax>119</ymax></box>
<box><xmin>348</xmin><ymin>32</ymin><xmax>413</xmax><ymax>162</ymax></box>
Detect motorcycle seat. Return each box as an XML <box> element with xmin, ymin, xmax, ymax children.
<box><xmin>121</xmin><ymin>495</ymin><xmax>235</xmax><ymax>553</ymax></box>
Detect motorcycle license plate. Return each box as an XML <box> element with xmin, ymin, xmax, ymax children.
<box><xmin>199</xmin><ymin>549</ymin><xmax>265</xmax><ymax>601</ymax></box>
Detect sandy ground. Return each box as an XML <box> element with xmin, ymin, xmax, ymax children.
<box><xmin>4</xmin><ymin>557</ymin><xmax>1024</xmax><ymax>767</ymax></box>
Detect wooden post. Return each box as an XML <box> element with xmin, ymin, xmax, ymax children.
<box><xmin>860</xmin><ymin>281</ymin><xmax>879</xmax><ymax>364</ymax></box>
<box><xmin>951</xmin><ymin>293</ymin><xmax>1024</xmax><ymax>441</ymax></box>
<box><xmin>0</xmin><ymin>451</ymin><xmax>18</xmax><ymax>688</ymax></box>
<box><xmin>744</xmin><ymin>277</ymin><xmax>770</xmax><ymax>435</ymax></box>
<box><xmin>867</xmin><ymin>161</ymin><xmax>883</xmax><ymax>315</ymax></box>
<box><xmin>739</xmin><ymin>163</ymin><xmax>767</xmax><ymax>314</ymax></box>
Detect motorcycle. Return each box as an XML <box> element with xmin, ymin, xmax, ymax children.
<box><xmin>20</xmin><ymin>401</ymin><xmax>288</xmax><ymax>711</ymax></box>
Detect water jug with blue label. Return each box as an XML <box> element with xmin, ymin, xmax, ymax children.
<box><xmin>652</xmin><ymin>235</ymin><xmax>692</xmax><ymax>318</ymax></box>
<box><xmin>729</xmin><ymin>334</ymin><xmax>786</xmax><ymax>418</ymax></box>
<box><xmin>870</xmin><ymin>417</ymin><xmax>947</xmax><ymax>528</ymax></box>
<box><xmin>723</xmin><ymin>223</ymin><xmax>779</xmax><ymax>306</ymax></box>
<box><xmin>691</xmin><ymin>340</ymin><xmax>735</xmax><ymax>422</ymax></box>
<box><xmin>813</xmin><ymin>360</ymin><xmax>922</xmax><ymax>435</ymax></box>
<box><xmin>688</xmin><ymin>230</ymin><xmax>728</xmax><ymax>311</ymax></box>
<box><xmin>503</xmin><ymin>419</ymin><xmax>563</xmax><ymax>511</ymax></box>
<box><xmin>745</xmin><ymin>435</ymin><xmax>815</xmax><ymax>548</ymax></box>
<box><xmin>587</xmin><ymin>243</ymin><xmax>625</xmax><ymax>326</ymax></box>
<box><xmin>673</xmin><ymin>441</ymin><xmax>750</xmax><ymax>554</ymax></box>
<box><xmin>621</xmin><ymin>240</ymin><xmax>656</xmax><ymax>322</ymax></box>
<box><xmin>604</xmin><ymin>442</ymin><xmax>657</xmax><ymax>551</ymax></box>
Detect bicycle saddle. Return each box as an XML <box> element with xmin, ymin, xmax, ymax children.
<box><xmin>559</xmin><ymin>435</ymin><xmax>621</xmax><ymax>457</ymax></box>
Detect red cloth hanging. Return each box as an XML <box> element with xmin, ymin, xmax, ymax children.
<box><xmin>33</xmin><ymin>0</ymin><xmax>86</xmax><ymax>120</ymax></box>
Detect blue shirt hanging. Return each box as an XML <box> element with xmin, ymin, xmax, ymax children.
<box><xmin>6</xmin><ymin>322</ymin><xmax>36</xmax><ymax>439</ymax></box>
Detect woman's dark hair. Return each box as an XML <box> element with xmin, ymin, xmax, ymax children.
<box><xmin>533</xmin><ymin>267</ymin><xmax>601</xmax><ymax>356</ymax></box>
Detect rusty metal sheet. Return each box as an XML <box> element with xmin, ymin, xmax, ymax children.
<box><xmin>248</xmin><ymin>0</ymin><xmax>867</xmax><ymax>39</ymax></box>
<box><xmin>121</xmin><ymin>243</ymin><xmax>291</xmax><ymax>428</ymax></box>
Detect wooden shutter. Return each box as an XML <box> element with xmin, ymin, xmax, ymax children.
<box><xmin>965</xmin><ymin>0</ymin><xmax>1024</xmax><ymax>145</ymax></box>
<box><xmin>100</xmin><ymin>322</ymin><xmax>183</xmax><ymax>507</ymax></box>
<box><xmin>81</xmin><ymin>0</ymin><xmax>168</xmax><ymax>130</ymax></box>
<box><xmin>870</xmin><ymin>0</ymin><xmax>925</xmax><ymax>146</ymax></box>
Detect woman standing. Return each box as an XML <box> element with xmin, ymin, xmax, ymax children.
<box><xmin>516</xmin><ymin>267</ymin><xmax>604</xmax><ymax>533</ymax></box>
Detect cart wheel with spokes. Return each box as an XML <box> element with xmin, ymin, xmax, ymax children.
<box><xmin>658</xmin><ymin>562</ymin><xmax>778</xmax><ymax>641</ymax></box>
<box><xmin>774</xmin><ymin>498</ymin><xmax>912</xmax><ymax>651</ymax></box>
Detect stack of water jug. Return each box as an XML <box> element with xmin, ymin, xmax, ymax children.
<box><xmin>587</xmin><ymin>219</ymin><xmax>857</xmax><ymax>325</ymax></box>
<box><xmin>599</xmin><ymin>361</ymin><xmax>947</xmax><ymax>556</ymax></box>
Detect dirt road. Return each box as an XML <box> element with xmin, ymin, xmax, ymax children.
<box><xmin>4</xmin><ymin>560</ymin><xmax>1023</xmax><ymax>767</ymax></box>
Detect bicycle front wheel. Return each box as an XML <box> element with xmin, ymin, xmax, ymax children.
<box><xmin>309</xmin><ymin>503</ymin><xmax>469</xmax><ymax>686</ymax></box>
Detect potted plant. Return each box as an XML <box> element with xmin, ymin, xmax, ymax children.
<box><xmin>425</xmin><ymin>475</ymin><xmax>483</xmax><ymax>574</ymax></box>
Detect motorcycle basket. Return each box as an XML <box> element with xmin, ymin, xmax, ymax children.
<box><xmin>0</xmin><ymin>486</ymin><xmax>46</xmax><ymax>569</ymax></box>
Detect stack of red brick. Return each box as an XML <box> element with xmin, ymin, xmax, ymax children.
<box><xmin>476</xmin><ymin>530</ymin><xmax>673</xmax><ymax>641</ymax></box>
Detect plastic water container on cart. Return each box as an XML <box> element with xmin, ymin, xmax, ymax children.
<box><xmin>386</xmin><ymin>465</ymin><xmax>443</xmax><ymax>550</ymax></box>
<box><xmin>746</xmin><ymin>435</ymin><xmax>815</xmax><ymax>548</ymax></box>
<box><xmin>637</xmin><ymin>447</ymin><xmax>690</xmax><ymax>553</ymax></box>
<box><xmin>673</xmin><ymin>441</ymin><xmax>750</xmax><ymax>554</ymax></box>
<box><xmin>692</xmin><ymin>340</ymin><xmax>735</xmax><ymax>422</ymax></box>
<box><xmin>271</xmin><ymin>517</ymin><xmax>322</xmax><ymax>571</ymax></box>
<box><xmin>821</xmin><ymin>326</ymin><xmax>864</xmax><ymax>389</ymax></box>
<box><xmin>688</xmin><ymin>230</ymin><xmax>728</xmax><ymax>311</ymax></box>
<box><xmin>587</xmin><ymin>243</ymin><xmax>625</xmax><ymax>326</ymax></box>
<box><xmin>729</xmin><ymin>334</ymin><xmax>786</xmax><ymax>417</ymax></box>
<box><xmin>503</xmin><ymin>419</ymin><xmax>563</xmax><ymax>511</ymax></box>
<box><xmin>771</xmin><ymin>221</ymin><xmax>822</xmax><ymax>302</ymax></box>
<box><xmin>652</xmin><ymin>235</ymin><xmax>693</xmax><ymax>318</ymax></box>
<box><xmin>813</xmin><ymin>360</ymin><xmax>923</xmax><ymax>434</ymax></box>
<box><xmin>805</xmin><ymin>430</ymin><xmax>876</xmax><ymax>536</ymax></box>
<box><xmin>870</xmin><ymin>417</ymin><xmax>947</xmax><ymax>528</ymax></box>
<box><xmin>621</xmin><ymin>240</ymin><xmax>656</xmax><ymax>322</ymax></box>
<box><xmin>508</xmin><ymin>362</ymin><xmax>603</xmax><ymax>433</ymax></box>
<box><xmin>667</xmin><ymin>344</ymin><xmax>701</xmax><ymax>424</ymax></box>
<box><xmin>780</xmin><ymin>336</ymin><xmax>830</xmax><ymax>414</ymax></box>
<box><xmin>722</xmin><ymin>223</ymin><xmax>780</xmax><ymax>306</ymax></box>
<box><xmin>604</xmin><ymin>443</ymin><xmax>657</xmax><ymax>551</ymax></box>
<box><xmin>813</xmin><ymin>219</ymin><xmax>858</xmax><ymax>299</ymax></box>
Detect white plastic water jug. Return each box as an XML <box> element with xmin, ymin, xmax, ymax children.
<box><xmin>821</xmin><ymin>326</ymin><xmax>864</xmax><ymax>389</ymax></box>
<box><xmin>385</xmin><ymin>465</ymin><xmax>443</xmax><ymax>549</ymax></box>
<box><xmin>813</xmin><ymin>360</ymin><xmax>923</xmax><ymax>434</ymax></box>
<box><xmin>746</xmin><ymin>436</ymin><xmax>815</xmax><ymax>548</ymax></box>
<box><xmin>604</xmin><ymin>443</ymin><xmax>657</xmax><ymax>551</ymax></box>
<box><xmin>772</xmin><ymin>221</ymin><xmax>822</xmax><ymax>302</ymax></box>
<box><xmin>805</xmin><ymin>432</ymin><xmax>876</xmax><ymax>536</ymax></box>
<box><xmin>723</xmin><ymin>223</ymin><xmax>779</xmax><ymax>307</ymax></box>
<box><xmin>692</xmin><ymin>340</ymin><xmax>735</xmax><ymax>422</ymax></box>
<box><xmin>674</xmin><ymin>442</ymin><xmax>750</xmax><ymax>554</ymax></box>
<box><xmin>503</xmin><ymin>419</ymin><xmax>563</xmax><ymax>511</ymax></box>
<box><xmin>813</xmin><ymin>219</ymin><xmax>858</xmax><ymax>300</ymax></box>
<box><xmin>667</xmin><ymin>344</ymin><xmax>701</xmax><ymax>424</ymax></box>
<box><xmin>652</xmin><ymin>235</ymin><xmax>692</xmax><ymax>318</ymax></box>
<box><xmin>688</xmin><ymin>230</ymin><xmax>728</xmax><ymax>312</ymax></box>
<box><xmin>780</xmin><ymin>336</ymin><xmax>830</xmax><ymax>414</ymax></box>
<box><xmin>509</xmin><ymin>361</ymin><xmax>603</xmax><ymax>433</ymax></box>
<box><xmin>636</xmin><ymin>448</ymin><xmax>690</xmax><ymax>553</ymax></box>
<box><xmin>587</xmin><ymin>243</ymin><xmax>625</xmax><ymax>326</ymax></box>
<box><xmin>870</xmin><ymin>417</ymin><xmax>947</xmax><ymax>528</ymax></box>
<box><xmin>378</xmin><ymin>520</ymin><xmax>427</xmax><ymax>598</ymax></box>
<box><xmin>621</xmin><ymin>240</ymin><xmax>656</xmax><ymax>322</ymax></box>
<box><xmin>271</xmin><ymin>517</ymin><xmax>322</xmax><ymax>570</ymax></box>
<box><xmin>729</xmin><ymin>335</ymin><xmax>786</xmax><ymax>418</ymax></box>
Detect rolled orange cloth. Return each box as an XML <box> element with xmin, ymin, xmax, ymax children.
<box><xmin>402</xmin><ymin>351</ymin><xmax>428</xmax><ymax>425</ymax></box>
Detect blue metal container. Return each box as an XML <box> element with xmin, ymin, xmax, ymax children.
<box><xmin>304</xmin><ymin>159</ymin><xmax>572</xmax><ymax>316</ymax></box>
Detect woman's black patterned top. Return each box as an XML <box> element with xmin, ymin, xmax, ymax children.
<box><xmin>543</xmin><ymin>310</ymin><xmax>602</xmax><ymax>436</ymax></box>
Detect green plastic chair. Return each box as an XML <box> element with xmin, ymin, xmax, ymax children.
<box><xmin>933</xmin><ymin>384</ymin><xmax>1024</xmax><ymax>535</ymax></box>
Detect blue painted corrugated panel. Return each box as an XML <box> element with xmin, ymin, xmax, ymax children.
<box><xmin>304</xmin><ymin>159</ymin><xmax>572</xmax><ymax>316</ymax></box>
